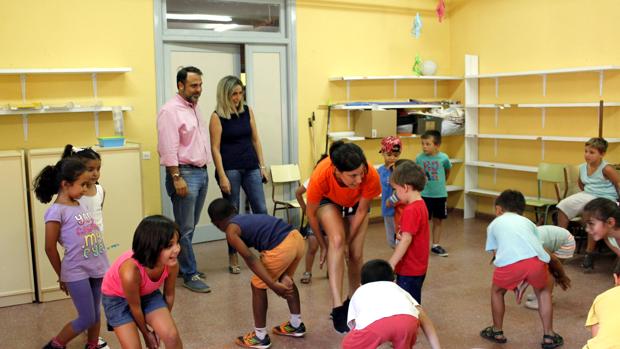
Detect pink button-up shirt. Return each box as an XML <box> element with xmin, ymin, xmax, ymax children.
<box><xmin>157</xmin><ymin>94</ymin><xmax>213</xmax><ymax>168</ymax></box>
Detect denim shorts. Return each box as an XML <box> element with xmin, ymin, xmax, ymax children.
<box><xmin>102</xmin><ymin>290</ymin><xmax>167</xmax><ymax>328</ymax></box>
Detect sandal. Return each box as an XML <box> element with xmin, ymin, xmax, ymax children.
<box><xmin>300</xmin><ymin>272</ymin><xmax>312</xmax><ymax>284</ymax></box>
<box><xmin>541</xmin><ymin>333</ymin><xmax>563</xmax><ymax>349</ymax></box>
<box><xmin>228</xmin><ymin>265</ymin><xmax>241</xmax><ymax>274</ymax></box>
<box><xmin>480</xmin><ymin>326</ymin><xmax>507</xmax><ymax>343</ymax></box>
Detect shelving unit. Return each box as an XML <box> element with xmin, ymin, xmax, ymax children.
<box><xmin>328</xmin><ymin>74</ymin><xmax>465</xmax><ymax>201</ymax></box>
<box><xmin>463</xmin><ymin>55</ymin><xmax>620</xmax><ymax>218</ymax></box>
<box><xmin>0</xmin><ymin>67</ymin><xmax>132</xmax><ymax>141</ymax></box>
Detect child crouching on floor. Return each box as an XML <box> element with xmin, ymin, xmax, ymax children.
<box><xmin>481</xmin><ymin>190</ymin><xmax>564</xmax><ymax>349</ymax></box>
<box><xmin>208</xmin><ymin>198</ymin><xmax>306</xmax><ymax>349</ymax></box>
<box><xmin>342</xmin><ymin>259</ymin><xmax>441</xmax><ymax>349</ymax></box>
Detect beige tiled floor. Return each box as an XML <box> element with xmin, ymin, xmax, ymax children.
<box><xmin>0</xmin><ymin>212</ymin><xmax>616</xmax><ymax>348</ymax></box>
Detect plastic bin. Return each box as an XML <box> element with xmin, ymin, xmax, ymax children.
<box><xmin>98</xmin><ymin>136</ymin><xmax>125</xmax><ymax>147</ymax></box>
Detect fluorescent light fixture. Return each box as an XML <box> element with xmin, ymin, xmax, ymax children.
<box><xmin>214</xmin><ymin>24</ymin><xmax>240</xmax><ymax>32</ymax></box>
<box><xmin>166</xmin><ymin>13</ymin><xmax>232</xmax><ymax>22</ymax></box>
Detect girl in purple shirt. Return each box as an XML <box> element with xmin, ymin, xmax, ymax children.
<box><xmin>34</xmin><ymin>158</ymin><xmax>110</xmax><ymax>349</ymax></box>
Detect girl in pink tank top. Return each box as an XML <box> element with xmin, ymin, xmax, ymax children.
<box><xmin>101</xmin><ymin>215</ymin><xmax>182</xmax><ymax>349</ymax></box>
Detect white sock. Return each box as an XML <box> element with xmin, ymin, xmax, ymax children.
<box><xmin>432</xmin><ymin>244</ymin><xmax>439</xmax><ymax>248</ymax></box>
<box><xmin>255</xmin><ymin>327</ymin><xmax>267</xmax><ymax>340</ymax></box>
<box><xmin>290</xmin><ymin>314</ymin><xmax>302</xmax><ymax>328</ymax></box>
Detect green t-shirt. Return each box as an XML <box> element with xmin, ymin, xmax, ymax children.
<box><xmin>416</xmin><ymin>151</ymin><xmax>451</xmax><ymax>198</ymax></box>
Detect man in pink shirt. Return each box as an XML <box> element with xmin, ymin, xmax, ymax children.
<box><xmin>157</xmin><ymin>66</ymin><xmax>212</xmax><ymax>293</ymax></box>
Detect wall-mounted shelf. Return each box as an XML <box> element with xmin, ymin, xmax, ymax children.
<box><xmin>466</xmin><ymin>160</ymin><xmax>538</xmax><ymax>173</ymax></box>
<box><xmin>0</xmin><ymin>67</ymin><xmax>131</xmax><ymax>141</ymax></box>
<box><xmin>329</xmin><ymin>75</ymin><xmax>462</xmax><ymax>81</ymax></box>
<box><xmin>0</xmin><ymin>67</ymin><xmax>132</xmax><ymax>75</ymax></box>
<box><xmin>519</xmin><ymin>102</ymin><xmax>620</xmax><ymax>108</ymax></box>
<box><xmin>466</xmin><ymin>188</ymin><xmax>556</xmax><ymax>203</ymax></box>
<box><xmin>0</xmin><ymin>106</ymin><xmax>132</xmax><ymax>116</ymax></box>
<box><xmin>465</xmin><ymin>65</ymin><xmax>620</xmax><ymax>79</ymax></box>
<box><xmin>466</xmin><ymin>134</ymin><xmax>620</xmax><ymax>143</ymax></box>
<box><xmin>330</xmin><ymin>102</ymin><xmax>461</xmax><ymax>110</ymax></box>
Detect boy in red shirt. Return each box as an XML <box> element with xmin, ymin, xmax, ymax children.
<box><xmin>388</xmin><ymin>160</ymin><xmax>430</xmax><ymax>303</ymax></box>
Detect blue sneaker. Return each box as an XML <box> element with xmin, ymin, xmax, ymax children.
<box><xmin>235</xmin><ymin>331</ymin><xmax>271</xmax><ymax>348</ymax></box>
<box><xmin>183</xmin><ymin>274</ymin><xmax>211</xmax><ymax>293</ymax></box>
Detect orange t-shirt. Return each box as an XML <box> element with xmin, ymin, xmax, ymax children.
<box><xmin>306</xmin><ymin>158</ymin><xmax>381</xmax><ymax>208</ymax></box>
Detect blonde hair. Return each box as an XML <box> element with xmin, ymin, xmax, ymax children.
<box><xmin>215</xmin><ymin>75</ymin><xmax>245</xmax><ymax>119</ymax></box>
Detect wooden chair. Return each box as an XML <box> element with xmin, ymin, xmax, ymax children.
<box><xmin>525</xmin><ymin>163</ymin><xmax>568</xmax><ymax>225</ymax></box>
<box><xmin>270</xmin><ymin>164</ymin><xmax>301</xmax><ymax>224</ymax></box>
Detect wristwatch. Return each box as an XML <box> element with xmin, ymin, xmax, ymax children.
<box><xmin>172</xmin><ymin>173</ymin><xmax>182</xmax><ymax>180</ymax></box>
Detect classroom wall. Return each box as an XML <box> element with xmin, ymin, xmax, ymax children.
<box><xmin>296</xmin><ymin>0</ymin><xmax>463</xmax><ymax>216</ymax></box>
<box><xmin>0</xmin><ymin>1</ymin><xmax>161</xmax><ymax>215</ymax></box>
<box><xmin>449</xmin><ymin>0</ymin><xmax>620</xmax><ymax>215</ymax></box>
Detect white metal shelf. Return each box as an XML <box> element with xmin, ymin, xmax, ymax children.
<box><xmin>466</xmin><ymin>160</ymin><xmax>538</xmax><ymax>173</ymax></box>
<box><xmin>466</xmin><ymin>134</ymin><xmax>620</xmax><ymax>143</ymax></box>
<box><xmin>465</xmin><ymin>65</ymin><xmax>620</xmax><ymax>79</ymax></box>
<box><xmin>0</xmin><ymin>67</ymin><xmax>132</xmax><ymax>75</ymax></box>
<box><xmin>330</xmin><ymin>75</ymin><xmax>462</xmax><ymax>81</ymax></box>
<box><xmin>330</xmin><ymin>103</ymin><xmax>462</xmax><ymax>110</ymax></box>
<box><xmin>446</xmin><ymin>185</ymin><xmax>464</xmax><ymax>192</ymax></box>
<box><xmin>519</xmin><ymin>102</ymin><xmax>620</xmax><ymax>108</ymax></box>
<box><xmin>466</xmin><ymin>188</ymin><xmax>556</xmax><ymax>203</ymax></box>
<box><xmin>0</xmin><ymin>106</ymin><xmax>132</xmax><ymax>116</ymax></box>
<box><xmin>465</xmin><ymin>104</ymin><xmax>512</xmax><ymax>108</ymax></box>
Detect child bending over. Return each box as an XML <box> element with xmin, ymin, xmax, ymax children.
<box><xmin>481</xmin><ymin>190</ymin><xmax>563</xmax><ymax>349</ymax></box>
<box><xmin>208</xmin><ymin>198</ymin><xmax>306</xmax><ymax>348</ymax></box>
<box><xmin>342</xmin><ymin>259</ymin><xmax>441</xmax><ymax>349</ymax></box>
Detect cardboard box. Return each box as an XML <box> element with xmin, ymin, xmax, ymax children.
<box><xmin>354</xmin><ymin>110</ymin><xmax>397</xmax><ymax>138</ymax></box>
<box><xmin>416</xmin><ymin>116</ymin><xmax>443</xmax><ymax>135</ymax></box>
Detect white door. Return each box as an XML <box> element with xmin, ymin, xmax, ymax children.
<box><xmin>244</xmin><ymin>45</ymin><xmax>290</xmax><ymax>219</ymax></box>
<box><xmin>161</xmin><ymin>43</ymin><xmax>241</xmax><ymax>243</ymax></box>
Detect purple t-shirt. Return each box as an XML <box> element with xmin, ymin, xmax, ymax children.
<box><xmin>44</xmin><ymin>203</ymin><xmax>110</xmax><ymax>282</ymax></box>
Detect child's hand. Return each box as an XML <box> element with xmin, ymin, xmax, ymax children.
<box><xmin>272</xmin><ymin>281</ymin><xmax>293</xmax><ymax>298</ymax></box>
<box><xmin>58</xmin><ymin>280</ymin><xmax>68</xmax><ymax>295</ymax></box>
<box><xmin>144</xmin><ymin>330</ymin><xmax>159</xmax><ymax>349</ymax></box>
<box><xmin>395</xmin><ymin>230</ymin><xmax>402</xmax><ymax>241</ymax></box>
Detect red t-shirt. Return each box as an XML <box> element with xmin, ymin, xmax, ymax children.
<box><xmin>394</xmin><ymin>200</ymin><xmax>430</xmax><ymax>277</ymax></box>
<box><xmin>306</xmin><ymin>158</ymin><xmax>381</xmax><ymax>208</ymax></box>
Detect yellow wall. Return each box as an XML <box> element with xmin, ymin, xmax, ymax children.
<box><xmin>0</xmin><ymin>0</ymin><xmax>161</xmax><ymax>215</ymax></box>
<box><xmin>449</xmin><ymin>0</ymin><xmax>620</xmax><ymax>214</ymax></box>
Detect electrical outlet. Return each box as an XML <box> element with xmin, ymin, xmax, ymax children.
<box><xmin>142</xmin><ymin>151</ymin><xmax>151</xmax><ymax>160</ymax></box>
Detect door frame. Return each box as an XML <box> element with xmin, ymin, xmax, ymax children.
<box><xmin>153</xmin><ymin>0</ymin><xmax>298</xmax><ymax>242</ymax></box>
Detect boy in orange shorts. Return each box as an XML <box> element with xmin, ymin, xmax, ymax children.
<box><xmin>208</xmin><ymin>198</ymin><xmax>306</xmax><ymax>349</ymax></box>
<box><xmin>481</xmin><ymin>190</ymin><xmax>563</xmax><ymax>349</ymax></box>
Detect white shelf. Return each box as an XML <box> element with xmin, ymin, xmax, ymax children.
<box><xmin>447</xmin><ymin>185</ymin><xmax>464</xmax><ymax>192</ymax></box>
<box><xmin>330</xmin><ymin>103</ymin><xmax>462</xmax><ymax>110</ymax></box>
<box><xmin>519</xmin><ymin>102</ymin><xmax>620</xmax><ymax>108</ymax></box>
<box><xmin>465</xmin><ymin>65</ymin><xmax>620</xmax><ymax>79</ymax></box>
<box><xmin>466</xmin><ymin>188</ymin><xmax>556</xmax><ymax>203</ymax></box>
<box><xmin>474</xmin><ymin>134</ymin><xmax>539</xmax><ymax>141</ymax></box>
<box><xmin>465</xmin><ymin>104</ymin><xmax>512</xmax><ymax>108</ymax></box>
<box><xmin>330</xmin><ymin>75</ymin><xmax>462</xmax><ymax>81</ymax></box>
<box><xmin>0</xmin><ymin>67</ymin><xmax>132</xmax><ymax>75</ymax></box>
<box><xmin>450</xmin><ymin>158</ymin><xmax>463</xmax><ymax>164</ymax></box>
<box><xmin>466</xmin><ymin>160</ymin><xmax>538</xmax><ymax>173</ymax></box>
<box><xmin>0</xmin><ymin>106</ymin><xmax>132</xmax><ymax>116</ymax></box>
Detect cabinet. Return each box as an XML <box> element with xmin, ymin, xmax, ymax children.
<box><xmin>0</xmin><ymin>151</ymin><xmax>35</xmax><ymax>307</ymax></box>
<box><xmin>0</xmin><ymin>67</ymin><xmax>132</xmax><ymax>141</ymax></box>
<box><xmin>463</xmin><ymin>54</ymin><xmax>620</xmax><ymax>217</ymax></box>
<box><xmin>327</xmin><ymin>75</ymin><xmax>465</xmax><ymax>197</ymax></box>
<box><xmin>28</xmin><ymin>144</ymin><xmax>144</xmax><ymax>302</ymax></box>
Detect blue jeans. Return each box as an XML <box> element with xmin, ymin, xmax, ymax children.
<box><xmin>217</xmin><ymin>168</ymin><xmax>267</xmax><ymax>254</ymax></box>
<box><xmin>165</xmin><ymin>166</ymin><xmax>208</xmax><ymax>279</ymax></box>
<box><xmin>396</xmin><ymin>274</ymin><xmax>426</xmax><ymax>304</ymax></box>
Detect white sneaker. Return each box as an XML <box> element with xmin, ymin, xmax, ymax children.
<box><xmin>525</xmin><ymin>298</ymin><xmax>539</xmax><ymax>310</ymax></box>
